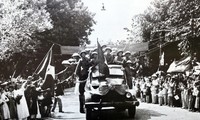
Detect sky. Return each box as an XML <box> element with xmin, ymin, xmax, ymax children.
<box><xmin>82</xmin><ymin>0</ymin><xmax>153</xmax><ymax>46</ymax></box>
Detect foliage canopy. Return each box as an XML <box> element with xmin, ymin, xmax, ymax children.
<box><xmin>127</xmin><ymin>0</ymin><xmax>200</xmax><ymax>56</ymax></box>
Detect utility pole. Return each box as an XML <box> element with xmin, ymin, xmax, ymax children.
<box><xmin>158</xmin><ymin>32</ymin><xmax>162</xmax><ymax>71</ymax></box>
<box><xmin>191</xmin><ymin>12</ymin><xmax>194</xmax><ymax>36</ymax></box>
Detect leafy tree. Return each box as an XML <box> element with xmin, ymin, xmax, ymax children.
<box><xmin>125</xmin><ymin>0</ymin><xmax>171</xmax><ymax>43</ymax></box>
<box><xmin>167</xmin><ymin>0</ymin><xmax>200</xmax><ymax>56</ymax></box>
<box><xmin>0</xmin><ymin>0</ymin><xmax>95</xmax><ymax>79</ymax></box>
<box><xmin>35</xmin><ymin>0</ymin><xmax>95</xmax><ymax>48</ymax></box>
<box><xmin>124</xmin><ymin>14</ymin><xmax>146</xmax><ymax>43</ymax></box>
<box><xmin>127</xmin><ymin>0</ymin><xmax>200</xmax><ymax>56</ymax></box>
<box><xmin>0</xmin><ymin>0</ymin><xmax>53</xmax><ymax>60</ymax></box>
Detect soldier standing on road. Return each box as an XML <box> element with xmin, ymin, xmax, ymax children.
<box><xmin>72</xmin><ymin>53</ymin><xmax>81</xmax><ymax>63</ymax></box>
<box><xmin>124</xmin><ymin>60</ymin><xmax>134</xmax><ymax>89</ymax></box>
<box><xmin>52</xmin><ymin>79</ymin><xmax>64</xmax><ymax>113</ymax></box>
<box><xmin>75</xmin><ymin>50</ymin><xmax>90</xmax><ymax>113</ymax></box>
<box><xmin>122</xmin><ymin>51</ymin><xmax>133</xmax><ymax>89</ymax></box>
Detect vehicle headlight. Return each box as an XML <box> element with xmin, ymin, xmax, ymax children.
<box><xmin>126</xmin><ymin>92</ymin><xmax>132</xmax><ymax>99</ymax></box>
<box><xmin>99</xmin><ymin>85</ymin><xmax>108</xmax><ymax>91</ymax></box>
<box><xmin>91</xmin><ymin>80</ymin><xmax>100</xmax><ymax>89</ymax></box>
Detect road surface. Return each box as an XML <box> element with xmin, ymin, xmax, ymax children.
<box><xmin>46</xmin><ymin>88</ymin><xmax>200</xmax><ymax>120</ymax></box>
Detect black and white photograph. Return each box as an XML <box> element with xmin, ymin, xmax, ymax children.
<box><xmin>0</xmin><ymin>0</ymin><xmax>200</xmax><ymax>120</ymax></box>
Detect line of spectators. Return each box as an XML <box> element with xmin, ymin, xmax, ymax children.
<box><xmin>134</xmin><ymin>72</ymin><xmax>200</xmax><ymax>112</ymax></box>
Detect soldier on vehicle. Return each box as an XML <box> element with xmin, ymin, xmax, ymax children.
<box><xmin>113</xmin><ymin>50</ymin><xmax>124</xmax><ymax>65</ymax></box>
<box><xmin>101</xmin><ymin>44</ymin><xmax>107</xmax><ymax>52</ymax></box>
<box><xmin>90</xmin><ymin>52</ymin><xmax>98</xmax><ymax>66</ymax></box>
<box><xmin>104</xmin><ymin>47</ymin><xmax>114</xmax><ymax>64</ymax></box>
<box><xmin>123</xmin><ymin>51</ymin><xmax>131</xmax><ymax>62</ymax></box>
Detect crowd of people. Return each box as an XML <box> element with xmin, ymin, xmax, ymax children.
<box><xmin>0</xmin><ymin>62</ymin><xmax>79</xmax><ymax>120</ymax></box>
<box><xmin>71</xmin><ymin>45</ymin><xmax>200</xmax><ymax>114</ymax></box>
<box><xmin>133</xmin><ymin>72</ymin><xmax>200</xmax><ymax>112</ymax></box>
<box><xmin>0</xmin><ymin>74</ymin><xmax>69</xmax><ymax>120</ymax></box>
<box><xmin>0</xmin><ymin>44</ymin><xmax>199</xmax><ymax>119</ymax></box>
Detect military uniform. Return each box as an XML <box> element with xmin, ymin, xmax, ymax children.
<box><xmin>75</xmin><ymin>56</ymin><xmax>90</xmax><ymax>113</ymax></box>
<box><xmin>104</xmin><ymin>47</ymin><xmax>113</xmax><ymax>64</ymax></box>
<box><xmin>105</xmin><ymin>53</ymin><xmax>114</xmax><ymax>64</ymax></box>
<box><xmin>113</xmin><ymin>56</ymin><xmax>123</xmax><ymax>64</ymax></box>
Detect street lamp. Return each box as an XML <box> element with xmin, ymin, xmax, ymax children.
<box><xmin>101</xmin><ymin>3</ymin><xmax>106</xmax><ymax>11</ymax></box>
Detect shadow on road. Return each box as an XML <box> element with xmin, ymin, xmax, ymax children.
<box><xmin>134</xmin><ymin>108</ymin><xmax>166</xmax><ymax>120</ymax></box>
<box><xmin>88</xmin><ymin>108</ymin><xmax>166</xmax><ymax>120</ymax></box>
<box><xmin>91</xmin><ymin>109</ymin><xmax>131</xmax><ymax>120</ymax></box>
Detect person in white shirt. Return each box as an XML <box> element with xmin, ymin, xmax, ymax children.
<box><xmin>0</xmin><ymin>87</ymin><xmax>10</xmax><ymax>120</ymax></box>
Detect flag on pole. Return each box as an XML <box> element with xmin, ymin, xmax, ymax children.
<box><xmin>96</xmin><ymin>41</ymin><xmax>109</xmax><ymax>77</ymax></box>
<box><xmin>46</xmin><ymin>65</ymin><xmax>55</xmax><ymax>79</ymax></box>
<box><xmin>34</xmin><ymin>45</ymin><xmax>55</xmax><ymax>79</ymax></box>
<box><xmin>160</xmin><ymin>52</ymin><xmax>164</xmax><ymax>66</ymax></box>
<box><xmin>97</xmin><ymin>41</ymin><xmax>105</xmax><ymax>64</ymax></box>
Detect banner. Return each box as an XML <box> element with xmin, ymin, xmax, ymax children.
<box><xmin>60</xmin><ymin>46</ymin><xmax>84</xmax><ymax>55</ymax></box>
<box><xmin>60</xmin><ymin>42</ymin><xmax>149</xmax><ymax>55</ymax></box>
<box><xmin>167</xmin><ymin>56</ymin><xmax>191</xmax><ymax>73</ymax></box>
<box><xmin>123</xmin><ymin>42</ymin><xmax>149</xmax><ymax>52</ymax></box>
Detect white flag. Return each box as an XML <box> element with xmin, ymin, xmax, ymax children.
<box><xmin>46</xmin><ymin>65</ymin><xmax>55</xmax><ymax>79</ymax></box>
<box><xmin>160</xmin><ymin>52</ymin><xmax>164</xmax><ymax>66</ymax></box>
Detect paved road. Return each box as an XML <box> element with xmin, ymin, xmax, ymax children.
<box><xmin>47</xmin><ymin>88</ymin><xmax>200</xmax><ymax>120</ymax></box>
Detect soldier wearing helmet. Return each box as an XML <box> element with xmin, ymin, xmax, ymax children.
<box><xmin>113</xmin><ymin>50</ymin><xmax>123</xmax><ymax>65</ymax></box>
<box><xmin>72</xmin><ymin>53</ymin><xmax>80</xmax><ymax>63</ymax></box>
<box><xmin>104</xmin><ymin>47</ymin><xmax>114</xmax><ymax>64</ymax></box>
<box><xmin>123</xmin><ymin>51</ymin><xmax>131</xmax><ymax>62</ymax></box>
<box><xmin>90</xmin><ymin>52</ymin><xmax>98</xmax><ymax>66</ymax></box>
<box><xmin>124</xmin><ymin>60</ymin><xmax>134</xmax><ymax>89</ymax></box>
<box><xmin>75</xmin><ymin>50</ymin><xmax>90</xmax><ymax>113</ymax></box>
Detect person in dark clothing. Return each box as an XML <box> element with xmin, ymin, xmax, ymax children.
<box><xmin>90</xmin><ymin>52</ymin><xmax>98</xmax><ymax>66</ymax></box>
<box><xmin>30</xmin><ymin>86</ymin><xmax>41</xmax><ymax>119</ymax></box>
<box><xmin>104</xmin><ymin>47</ymin><xmax>114</xmax><ymax>64</ymax></box>
<box><xmin>123</xmin><ymin>60</ymin><xmax>134</xmax><ymax>89</ymax></box>
<box><xmin>136</xmin><ymin>65</ymin><xmax>143</xmax><ymax>77</ymax></box>
<box><xmin>41</xmin><ymin>75</ymin><xmax>55</xmax><ymax>96</ymax></box>
<box><xmin>24</xmin><ymin>76</ymin><xmax>34</xmax><ymax>118</ymax></box>
<box><xmin>173</xmin><ymin>85</ymin><xmax>182</xmax><ymax>107</ymax></box>
<box><xmin>75</xmin><ymin>50</ymin><xmax>90</xmax><ymax>113</ymax></box>
<box><xmin>24</xmin><ymin>84</ymin><xmax>32</xmax><ymax>117</ymax></box>
<box><xmin>7</xmin><ymin>85</ymin><xmax>17</xmax><ymax>119</ymax></box>
<box><xmin>145</xmin><ymin>85</ymin><xmax>152</xmax><ymax>103</ymax></box>
<box><xmin>41</xmin><ymin>89</ymin><xmax>53</xmax><ymax>117</ymax></box>
<box><xmin>123</xmin><ymin>51</ymin><xmax>131</xmax><ymax>62</ymax></box>
<box><xmin>113</xmin><ymin>50</ymin><xmax>124</xmax><ymax>65</ymax></box>
<box><xmin>52</xmin><ymin>79</ymin><xmax>64</xmax><ymax>113</ymax></box>
<box><xmin>41</xmin><ymin>75</ymin><xmax>55</xmax><ymax>117</ymax></box>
